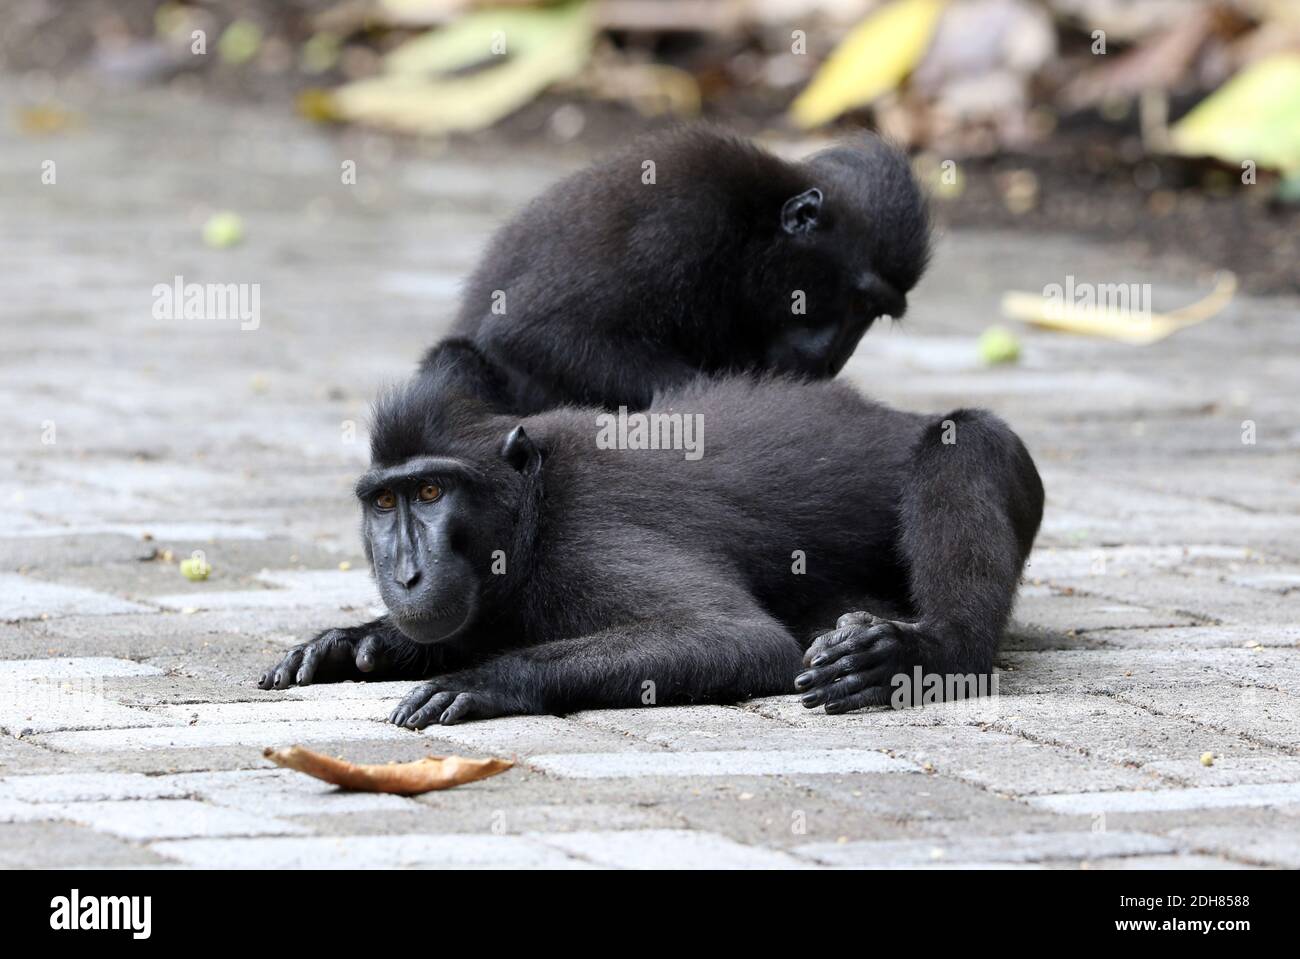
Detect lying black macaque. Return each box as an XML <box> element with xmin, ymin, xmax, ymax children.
<box><xmin>259</xmin><ymin>344</ymin><xmax>1043</xmax><ymax>727</ymax></box>
<box><xmin>432</xmin><ymin>126</ymin><xmax>930</xmax><ymax>412</ymax></box>
<box><xmin>257</xmin><ymin>128</ymin><xmax>1040</xmax><ymax>722</ymax></box>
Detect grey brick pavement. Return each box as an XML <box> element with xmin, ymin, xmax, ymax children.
<box><xmin>1</xmin><ymin>89</ymin><xmax>1298</xmax><ymax>868</ymax></box>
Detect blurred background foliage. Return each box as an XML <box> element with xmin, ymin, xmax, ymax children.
<box><xmin>4</xmin><ymin>0</ymin><xmax>1298</xmax><ymax>292</ymax></box>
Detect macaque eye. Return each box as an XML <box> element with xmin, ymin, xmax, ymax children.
<box><xmin>418</xmin><ymin>483</ymin><xmax>442</xmax><ymax>503</ymax></box>
<box><xmin>374</xmin><ymin>490</ymin><xmax>397</xmax><ymax>510</ymax></box>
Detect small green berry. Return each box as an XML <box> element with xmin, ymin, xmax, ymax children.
<box><xmin>180</xmin><ymin>556</ymin><xmax>212</xmax><ymax>581</ymax></box>
<box><xmin>977</xmin><ymin>325</ymin><xmax>1021</xmax><ymax>365</ymax></box>
<box><xmin>219</xmin><ymin>20</ymin><xmax>263</xmax><ymax>65</ymax></box>
<box><xmin>203</xmin><ymin>211</ymin><xmax>244</xmax><ymax>248</ymax></box>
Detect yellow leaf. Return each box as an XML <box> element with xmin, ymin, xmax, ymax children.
<box><xmin>790</xmin><ymin>0</ymin><xmax>947</xmax><ymax>129</ymax></box>
<box><xmin>384</xmin><ymin>6</ymin><xmax>574</xmax><ymax>77</ymax></box>
<box><xmin>333</xmin><ymin>1</ymin><xmax>594</xmax><ymax>135</ymax></box>
<box><xmin>1000</xmin><ymin>272</ymin><xmax>1236</xmax><ymax>345</ymax></box>
<box><xmin>1169</xmin><ymin>54</ymin><xmax>1300</xmax><ymax>173</ymax></box>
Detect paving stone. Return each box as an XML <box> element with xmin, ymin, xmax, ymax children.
<box><xmin>35</xmin><ymin>798</ymin><xmax>311</xmax><ymax>840</ymax></box>
<box><xmin>1011</xmin><ymin>590</ymin><xmax>1201</xmax><ymax>634</ymax></box>
<box><xmin>573</xmin><ymin>704</ymin><xmax>878</xmax><ymax>751</ymax></box>
<box><xmin>0</xmin><ymin>821</ymin><xmax>172</xmax><ymax>867</ymax></box>
<box><xmin>152</xmin><ymin>569</ymin><xmax>380</xmax><ymax>612</ymax></box>
<box><xmin>14</xmin><ymin>739</ymin><xmax>450</xmax><ymax>778</ymax></box>
<box><xmin>35</xmin><ymin>609</ymin><xmax>349</xmax><ymax>648</ymax></box>
<box><xmin>534</xmin><ymin>829</ymin><xmax>807</xmax><ymax>868</ymax></box>
<box><xmin>418</xmin><ymin>802</ymin><xmax>674</xmax><ymax>835</ymax></box>
<box><xmin>795</xmin><ymin>771</ymin><xmax>1056</xmax><ymax>828</ymax></box>
<box><xmin>1141</xmin><ymin>755</ymin><xmax>1300</xmax><ymax>787</ymax></box>
<box><xmin>1109</xmin><ymin>684</ymin><xmax>1300</xmax><ymax>750</ymax></box>
<box><xmin>296</xmin><ymin>799</ymin><xmax>677</xmax><ymax>838</ymax></box>
<box><xmin>1026</xmin><ymin>545</ymin><xmax>1255</xmax><ymax>581</ymax></box>
<box><xmin>1205</xmin><ymin>648</ymin><xmax>1300</xmax><ymax>695</ymax></box>
<box><xmin>575</xmin><ymin>705</ymin><xmax>791</xmax><ymax>747</ymax></box>
<box><xmin>0</xmin><ymin>679</ymin><xmax>176</xmax><ymax>735</ymax></box>
<box><xmin>430</xmin><ymin>713</ymin><xmax>663</xmax><ymax>755</ymax></box>
<box><xmin>0</xmin><ymin>574</ymin><xmax>153</xmax><ymax>620</ymax></box>
<box><xmin>1065</xmin><ymin>853</ymin><xmax>1255</xmax><ymax>870</ymax></box>
<box><xmin>0</xmin><ymin>734</ymin><xmax>57</xmax><ymax>771</ymax></box>
<box><xmin>861</xmin><ymin>726</ymin><xmax>1170</xmax><ymax>796</ymax></box>
<box><xmin>1028</xmin><ymin>782</ymin><xmax>1300</xmax><ymax>815</ymax></box>
<box><xmin>157</xmin><ymin>768</ymin><xmax>424</xmax><ymax>816</ymax></box>
<box><xmin>0</xmin><ymin>533</ymin><xmax>157</xmax><ymax>572</ymax></box>
<box><xmin>996</xmin><ymin>648</ymin><xmax>1274</xmax><ymax>695</ymax></box>
<box><xmin>12</xmin><ymin>531</ymin><xmax>346</xmax><ymax>592</ymax></box>
<box><xmin>0</xmin><ymin>798</ymin><xmax>49</xmax><ymax>823</ymax></box>
<box><xmin>1075</xmin><ymin>625</ymin><xmax>1300</xmax><ymax>650</ymax></box>
<box><xmin>0</xmin><ymin>657</ymin><xmax>162</xmax><ymax>680</ymax></box>
<box><xmin>1169</xmin><ymin>825</ymin><xmax>1300</xmax><ymax>868</ymax></box>
<box><xmin>7</xmin><ymin>611</ymin><xmax>331</xmax><ymax>665</ymax></box>
<box><xmin>284</xmin><ymin>680</ymin><xmax>425</xmax><ymax>701</ymax></box>
<box><xmin>1050</xmin><ymin>573</ymin><xmax>1300</xmax><ymax>627</ymax></box>
<box><xmin>31</xmin><ymin>719</ymin><xmax>420</xmax><ymax>752</ymax></box>
<box><xmin>0</xmin><ymin>771</ymin><xmax>190</xmax><ymax>803</ymax></box>
<box><xmin>654</xmin><ymin>775</ymin><xmax>920</xmax><ymax>846</ymax></box>
<box><xmin>96</xmin><ymin>675</ymin><xmax>288</xmax><ymax>707</ymax></box>
<box><xmin>981</xmin><ymin>692</ymin><xmax>1277</xmax><ymax>766</ymax></box>
<box><xmin>154</xmin><ymin>699</ymin><xmax>390</xmax><ymax>724</ymax></box>
<box><xmin>741</xmin><ymin>693</ymin><xmax>1001</xmax><ymax>730</ymax></box>
<box><xmin>795</xmin><ymin>831</ymin><xmax>1177</xmax><ymax>866</ymax></box>
<box><xmin>398</xmin><ymin>773</ymin><xmax>707</xmax><ymax>831</ymax></box>
<box><xmin>526</xmin><ymin>750</ymin><xmax>917</xmax><ymax>779</ymax></box>
<box><xmin>150</xmin><ymin>833</ymin><xmax>576</xmax><ymax>868</ymax></box>
<box><xmin>1031</xmin><ymin>482</ymin><xmax>1300</xmax><ymax>552</ymax></box>
<box><xmin>1229</xmin><ymin>570</ymin><xmax>1300</xmax><ymax>594</ymax></box>
<box><xmin>7</xmin><ymin>523</ymin><xmax>270</xmax><ymax>542</ymax></box>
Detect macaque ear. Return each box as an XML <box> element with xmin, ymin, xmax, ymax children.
<box><xmin>780</xmin><ymin>187</ymin><xmax>823</xmax><ymax>236</ymax></box>
<box><xmin>501</xmin><ymin>425</ymin><xmax>541</xmax><ymax>474</ymax></box>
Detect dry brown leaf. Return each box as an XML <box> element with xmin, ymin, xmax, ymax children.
<box><xmin>264</xmin><ymin>745</ymin><xmax>513</xmax><ymax>795</ymax></box>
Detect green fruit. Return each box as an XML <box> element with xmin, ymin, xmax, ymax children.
<box><xmin>977</xmin><ymin>325</ymin><xmax>1021</xmax><ymax>365</ymax></box>
<box><xmin>180</xmin><ymin>556</ymin><xmax>211</xmax><ymax>581</ymax></box>
<box><xmin>300</xmin><ymin>33</ymin><xmax>341</xmax><ymax>75</ymax></box>
<box><xmin>203</xmin><ymin>211</ymin><xmax>244</xmax><ymax>248</ymax></box>
<box><xmin>219</xmin><ymin>20</ymin><xmax>263</xmax><ymax>65</ymax></box>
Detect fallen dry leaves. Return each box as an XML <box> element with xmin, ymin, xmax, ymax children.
<box><xmin>264</xmin><ymin>745</ymin><xmax>513</xmax><ymax>795</ymax></box>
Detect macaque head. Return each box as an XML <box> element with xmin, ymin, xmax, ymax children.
<box><xmin>358</xmin><ymin>360</ymin><xmax>540</xmax><ymax>645</ymax></box>
<box><xmin>758</xmin><ymin>135</ymin><xmax>930</xmax><ymax>377</ymax></box>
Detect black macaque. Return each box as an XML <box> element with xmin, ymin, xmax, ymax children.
<box><xmin>429</xmin><ymin>126</ymin><xmax>930</xmax><ymax>413</ymax></box>
<box><xmin>259</xmin><ymin>343</ymin><xmax>1044</xmax><ymax>727</ymax></box>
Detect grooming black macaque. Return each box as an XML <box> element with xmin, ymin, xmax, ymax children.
<box><xmin>258</xmin><ymin>345</ymin><xmax>1043</xmax><ymax>726</ymax></box>
<box><xmin>429</xmin><ymin>126</ymin><xmax>930</xmax><ymax>413</ymax></box>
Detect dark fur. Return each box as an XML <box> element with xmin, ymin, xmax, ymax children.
<box><xmin>256</xmin><ymin>131</ymin><xmax>1041</xmax><ymax>723</ymax></box>
<box><xmin>259</xmin><ymin>357</ymin><xmax>1043</xmax><ymax>726</ymax></box>
<box><xmin>429</xmin><ymin>126</ymin><xmax>931</xmax><ymax>412</ymax></box>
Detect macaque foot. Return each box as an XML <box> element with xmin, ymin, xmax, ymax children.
<box><xmin>794</xmin><ymin>612</ymin><xmax>920</xmax><ymax>714</ymax></box>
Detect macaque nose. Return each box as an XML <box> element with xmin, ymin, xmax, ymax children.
<box><xmin>394</xmin><ymin>556</ymin><xmax>421</xmax><ymax>590</ymax></box>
